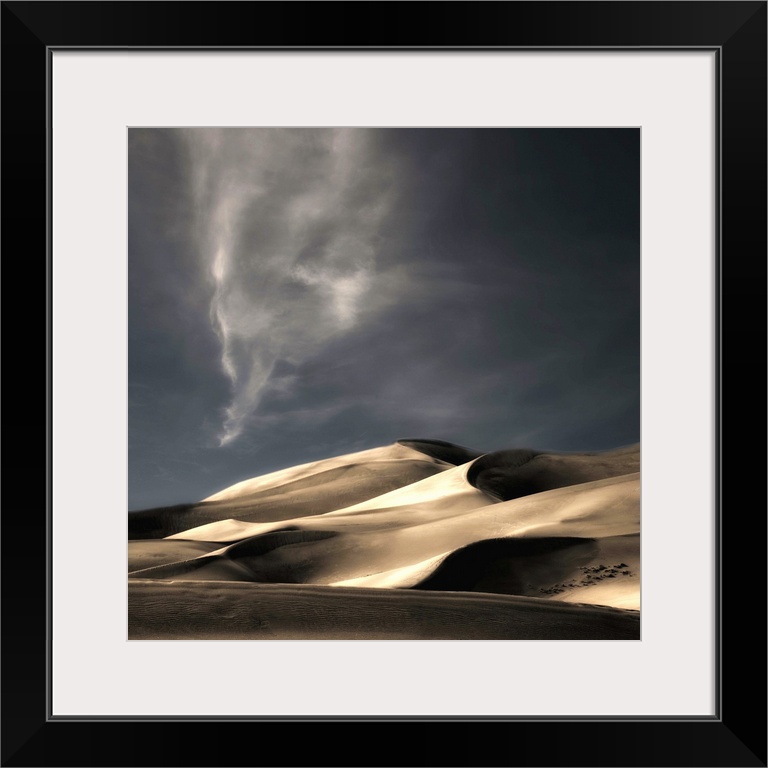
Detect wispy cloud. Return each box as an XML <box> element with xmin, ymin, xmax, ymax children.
<box><xmin>185</xmin><ymin>129</ymin><xmax>393</xmax><ymax>446</ymax></box>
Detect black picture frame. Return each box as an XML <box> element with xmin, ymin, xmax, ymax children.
<box><xmin>3</xmin><ymin>2</ymin><xmax>765</xmax><ymax>766</ymax></box>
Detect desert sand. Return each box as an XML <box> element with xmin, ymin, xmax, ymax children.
<box><xmin>129</xmin><ymin>439</ymin><xmax>640</xmax><ymax>639</ymax></box>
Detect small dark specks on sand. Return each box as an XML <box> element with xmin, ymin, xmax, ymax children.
<box><xmin>540</xmin><ymin>563</ymin><xmax>636</xmax><ymax>595</ymax></box>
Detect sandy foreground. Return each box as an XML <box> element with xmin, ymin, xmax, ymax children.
<box><xmin>129</xmin><ymin>439</ymin><xmax>640</xmax><ymax>639</ymax></box>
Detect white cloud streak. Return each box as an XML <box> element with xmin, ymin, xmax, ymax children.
<box><xmin>185</xmin><ymin>128</ymin><xmax>393</xmax><ymax>446</ymax></box>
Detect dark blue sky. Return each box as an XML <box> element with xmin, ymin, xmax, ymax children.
<box><xmin>129</xmin><ymin>128</ymin><xmax>639</xmax><ymax>510</ymax></box>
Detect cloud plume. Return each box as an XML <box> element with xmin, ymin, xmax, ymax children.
<box><xmin>186</xmin><ymin>128</ymin><xmax>393</xmax><ymax>446</ymax></box>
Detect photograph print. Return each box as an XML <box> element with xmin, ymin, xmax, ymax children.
<box><xmin>128</xmin><ymin>127</ymin><xmax>640</xmax><ymax>640</ymax></box>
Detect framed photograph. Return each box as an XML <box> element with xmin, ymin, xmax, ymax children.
<box><xmin>5</xmin><ymin>1</ymin><xmax>765</xmax><ymax>765</ymax></box>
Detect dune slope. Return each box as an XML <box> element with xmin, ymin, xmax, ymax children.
<box><xmin>129</xmin><ymin>580</ymin><xmax>639</xmax><ymax>640</ymax></box>
<box><xmin>128</xmin><ymin>442</ymin><xmax>453</xmax><ymax>539</ymax></box>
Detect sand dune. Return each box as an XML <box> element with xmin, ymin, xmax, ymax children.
<box><xmin>325</xmin><ymin>460</ymin><xmax>495</xmax><ymax>516</ymax></box>
<box><xmin>129</xmin><ymin>439</ymin><xmax>640</xmax><ymax>639</ymax></box>
<box><xmin>128</xmin><ymin>539</ymin><xmax>224</xmax><ymax>572</ymax></box>
<box><xmin>129</xmin><ymin>580</ymin><xmax>639</xmax><ymax>640</ymax></box>
<box><xmin>467</xmin><ymin>444</ymin><xmax>639</xmax><ymax>500</ymax></box>
<box><xmin>128</xmin><ymin>442</ymin><xmax>453</xmax><ymax>539</ymax></box>
<box><xmin>203</xmin><ymin>442</ymin><xmax>453</xmax><ymax>501</ymax></box>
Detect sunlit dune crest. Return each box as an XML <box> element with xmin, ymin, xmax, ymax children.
<box><xmin>128</xmin><ymin>442</ymin><xmax>452</xmax><ymax>539</ymax></box>
<box><xmin>202</xmin><ymin>442</ymin><xmax>450</xmax><ymax>501</ymax></box>
<box><xmin>129</xmin><ymin>439</ymin><xmax>640</xmax><ymax>639</ymax></box>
